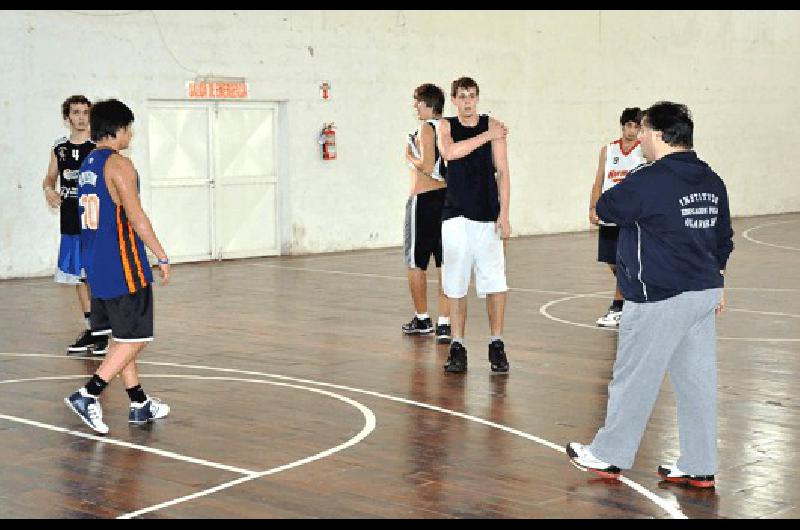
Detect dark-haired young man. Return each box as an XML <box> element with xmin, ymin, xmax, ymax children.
<box><xmin>42</xmin><ymin>95</ymin><xmax>108</xmax><ymax>355</ymax></box>
<box><xmin>402</xmin><ymin>83</ymin><xmax>451</xmax><ymax>343</ymax></box>
<box><xmin>64</xmin><ymin>99</ymin><xmax>171</xmax><ymax>434</ymax></box>
<box><xmin>589</xmin><ymin>108</ymin><xmax>645</xmax><ymax>327</ymax></box>
<box><xmin>568</xmin><ymin>102</ymin><xmax>734</xmax><ymax>489</ymax></box>
<box><xmin>437</xmin><ymin>77</ymin><xmax>511</xmax><ymax>374</ymax></box>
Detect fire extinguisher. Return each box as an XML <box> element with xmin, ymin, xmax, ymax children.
<box><xmin>319</xmin><ymin>122</ymin><xmax>336</xmax><ymax>161</ymax></box>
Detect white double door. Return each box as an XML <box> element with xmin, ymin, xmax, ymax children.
<box><xmin>147</xmin><ymin>100</ymin><xmax>280</xmax><ymax>263</ymax></box>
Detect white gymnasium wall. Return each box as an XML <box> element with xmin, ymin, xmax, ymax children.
<box><xmin>2</xmin><ymin>10</ymin><xmax>799</xmax><ymax>278</ymax></box>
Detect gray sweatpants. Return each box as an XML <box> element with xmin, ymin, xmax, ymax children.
<box><xmin>589</xmin><ymin>288</ymin><xmax>722</xmax><ymax>475</ymax></box>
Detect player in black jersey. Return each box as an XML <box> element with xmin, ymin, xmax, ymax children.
<box><xmin>42</xmin><ymin>95</ymin><xmax>107</xmax><ymax>355</ymax></box>
<box><xmin>437</xmin><ymin>77</ymin><xmax>511</xmax><ymax>374</ymax></box>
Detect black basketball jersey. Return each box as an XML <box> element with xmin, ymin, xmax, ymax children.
<box><xmin>54</xmin><ymin>137</ymin><xmax>95</xmax><ymax>235</ymax></box>
<box><xmin>442</xmin><ymin>114</ymin><xmax>499</xmax><ymax>222</ymax></box>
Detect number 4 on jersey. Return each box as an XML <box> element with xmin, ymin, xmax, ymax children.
<box><xmin>79</xmin><ymin>194</ymin><xmax>100</xmax><ymax>230</ymax></box>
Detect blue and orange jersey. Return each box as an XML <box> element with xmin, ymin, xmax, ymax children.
<box><xmin>77</xmin><ymin>148</ymin><xmax>153</xmax><ymax>300</ymax></box>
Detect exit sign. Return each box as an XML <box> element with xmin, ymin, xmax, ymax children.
<box><xmin>187</xmin><ymin>77</ymin><xmax>248</xmax><ymax>99</ymax></box>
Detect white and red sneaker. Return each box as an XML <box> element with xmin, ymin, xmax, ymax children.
<box><xmin>566</xmin><ymin>442</ymin><xmax>622</xmax><ymax>479</ymax></box>
<box><xmin>658</xmin><ymin>463</ymin><xmax>715</xmax><ymax>488</ymax></box>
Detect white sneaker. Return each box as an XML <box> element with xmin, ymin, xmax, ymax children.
<box><xmin>129</xmin><ymin>396</ymin><xmax>170</xmax><ymax>424</ymax></box>
<box><xmin>596</xmin><ymin>308</ymin><xmax>622</xmax><ymax>327</ymax></box>
<box><xmin>566</xmin><ymin>442</ymin><xmax>621</xmax><ymax>478</ymax></box>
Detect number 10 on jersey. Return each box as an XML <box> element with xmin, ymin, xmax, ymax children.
<box><xmin>79</xmin><ymin>194</ymin><xmax>100</xmax><ymax>230</ymax></box>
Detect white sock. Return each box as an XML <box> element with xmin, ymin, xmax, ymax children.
<box><xmin>438</xmin><ymin>316</ymin><xmax>450</xmax><ymax>325</ymax></box>
<box><xmin>416</xmin><ymin>313</ymin><xmax>430</xmax><ymax>320</ymax></box>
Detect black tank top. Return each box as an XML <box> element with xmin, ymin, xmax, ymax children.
<box><xmin>53</xmin><ymin>137</ymin><xmax>96</xmax><ymax>235</ymax></box>
<box><xmin>442</xmin><ymin>115</ymin><xmax>499</xmax><ymax>222</ymax></box>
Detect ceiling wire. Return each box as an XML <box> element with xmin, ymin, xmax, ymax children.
<box><xmin>63</xmin><ymin>10</ymin><xmax>201</xmax><ymax>76</ymax></box>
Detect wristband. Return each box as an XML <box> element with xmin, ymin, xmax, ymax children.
<box><xmin>157</xmin><ymin>257</ymin><xmax>170</xmax><ymax>265</ymax></box>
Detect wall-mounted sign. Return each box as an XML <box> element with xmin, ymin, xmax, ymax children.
<box><xmin>188</xmin><ymin>76</ymin><xmax>248</xmax><ymax>99</ymax></box>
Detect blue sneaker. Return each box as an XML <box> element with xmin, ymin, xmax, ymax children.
<box><xmin>64</xmin><ymin>388</ymin><xmax>109</xmax><ymax>434</ymax></box>
<box><xmin>129</xmin><ymin>397</ymin><xmax>170</xmax><ymax>424</ymax></box>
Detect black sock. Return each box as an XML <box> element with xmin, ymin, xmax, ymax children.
<box><xmin>611</xmin><ymin>299</ymin><xmax>624</xmax><ymax>311</ymax></box>
<box><xmin>84</xmin><ymin>374</ymin><xmax>108</xmax><ymax>397</ymax></box>
<box><xmin>126</xmin><ymin>385</ymin><xmax>147</xmax><ymax>404</ymax></box>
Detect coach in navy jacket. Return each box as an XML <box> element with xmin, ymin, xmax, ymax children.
<box><xmin>596</xmin><ymin>148</ymin><xmax>734</xmax><ymax>303</ymax></box>
<box><xmin>567</xmin><ymin>102</ymin><xmax>734</xmax><ymax>487</ymax></box>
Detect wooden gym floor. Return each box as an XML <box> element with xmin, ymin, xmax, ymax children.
<box><xmin>1</xmin><ymin>212</ymin><xmax>798</xmax><ymax>518</ymax></box>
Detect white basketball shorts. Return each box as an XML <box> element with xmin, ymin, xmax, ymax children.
<box><xmin>441</xmin><ymin>216</ymin><xmax>508</xmax><ymax>299</ymax></box>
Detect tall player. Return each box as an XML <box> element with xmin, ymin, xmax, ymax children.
<box><xmin>402</xmin><ymin>83</ymin><xmax>451</xmax><ymax>343</ymax></box>
<box><xmin>589</xmin><ymin>108</ymin><xmax>645</xmax><ymax>327</ymax></box>
<box><xmin>64</xmin><ymin>99</ymin><xmax>171</xmax><ymax>435</ymax></box>
<box><xmin>42</xmin><ymin>95</ymin><xmax>107</xmax><ymax>354</ymax></box>
<box><xmin>437</xmin><ymin>76</ymin><xmax>511</xmax><ymax>374</ymax></box>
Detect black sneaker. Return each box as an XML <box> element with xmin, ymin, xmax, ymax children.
<box><xmin>444</xmin><ymin>342</ymin><xmax>467</xmax><ymax>373</ymax></box>
<box><xmin>91</xmin><ymin>335</ymin><xmax>109</xmax><ymax>356</ymax></box>
<box><xmin>488</xmin><ymin>339</ymin><xmax>509</xmax><ymax>373</ymax></box>
<box><xmin>435</xmin><ymin>323</ymin><xmax>451</xmax><ymax>344</ymax></box>
<box><xmin>68</xmin><ymin>330</ymin><xmax>95</xmax><ymax>353</ymax></box>
<box><xmin>402</xmin><ymin>316</ymin><xmax>434</xmax><ymax>335</ymax></box>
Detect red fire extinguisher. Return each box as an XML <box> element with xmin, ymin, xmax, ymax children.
<box><xmin>319</xmin><ymin>122</ymin><xmax>336</xmax><ymax>160</ymax></box>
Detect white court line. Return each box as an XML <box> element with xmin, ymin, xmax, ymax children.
<box><xmin>279</xmin><ymin>248</ymin><xmax>398</xmax><ymax>261</ymax></box>
<box><xmin>0</xmin><ymin>409</ymin><xmax>258</xmax><ymax>476</ymax></box>
<box><xmin>741</xmin><ymin>220</ymin><xmax>800</xmax><ymax>251</ymax></box>
<box><xmin>539</xmin><ymin>294</ymin><xmax>800</xmax><ymax>342</ymax></box>
<box><xmin>726</xmin><ymin>287</ymin><xmax>800</xmax><ymax>292</ymax></box>
<box><xmin>117</xmin><ymin>375</ymin><xmax>376</xmax><ymax>519</ymax></box>
<box><xmin>727</xmin><ymin>308</ymin><xmax>800</xmax><ymax>319</ymax></box>
<box><xmin>0</xmin><ymin>371</ymin><xmax>376</xmax><ymax>519</ymax></box>
<box><xmin>0</xmin><ymin>353</ymin><xmax>687</xmax><ymax>519</ymax></box>
<box><xmin>253</xmin><ymin>262</ymin><xmax>800</xmax><ymax>296</ymax></box>
<box><xmin>256</xmin><ymin>263</ymin><xmax>589</xmax><ymax>297</ymax></box>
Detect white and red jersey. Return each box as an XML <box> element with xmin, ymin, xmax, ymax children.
<box><xmin>602</xmin><ymin>139</ymin><xmax>645</xmax><ymax>194</ymax></box>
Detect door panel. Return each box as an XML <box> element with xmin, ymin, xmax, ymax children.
<box><xmin>214</xmin><ymin>104</ymin><xmax>279</xmax><ymax>258</ymax></box>
<box><xmin>148</xmin><ymin>104</ymin><xmax>214</xmax><ymax>263</ymax></box>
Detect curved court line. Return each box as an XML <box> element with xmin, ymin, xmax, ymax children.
<box><xmin>539</xmin><ymin>294</ymin><xmax>800</xmax><ymax>342</ymax></box>
<box><xmin>741</xmin><ymin>220</ymin><xmax>799</xmax><ymax>251</ymax></box>
<box><xmin>0</xmin><ymin>370</ymin><xmax>376</xmax><ymax>519</ymax></box>
<box><xmin>0</xmin><ymin>353</ymin><xmax>687</xmax><ymax>519</ymax></box>
<box><xmin>117</xmin><ymin>375</ymin><xmax>377</xmax><ymax>519</ymax></box>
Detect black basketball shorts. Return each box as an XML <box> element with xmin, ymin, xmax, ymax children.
<box><xmin>90</xmin><ymin>285</ymin><xmax>154</xmax><ymax>342</ymax></box>
<box><xmin>404</xmin><ymin>188</ymin><xmax>446</xmax><ymax>271</ymax></box>
<box><xmin>597</xmin><ymin>224</ymin><xmax>620</xmax><ymax>265</ymax></box>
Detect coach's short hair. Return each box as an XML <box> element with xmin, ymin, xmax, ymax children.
<box><xmin>643</xmin><ymin>101</ymin><xmax>693</xmax><ymax>149</ymax></box>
